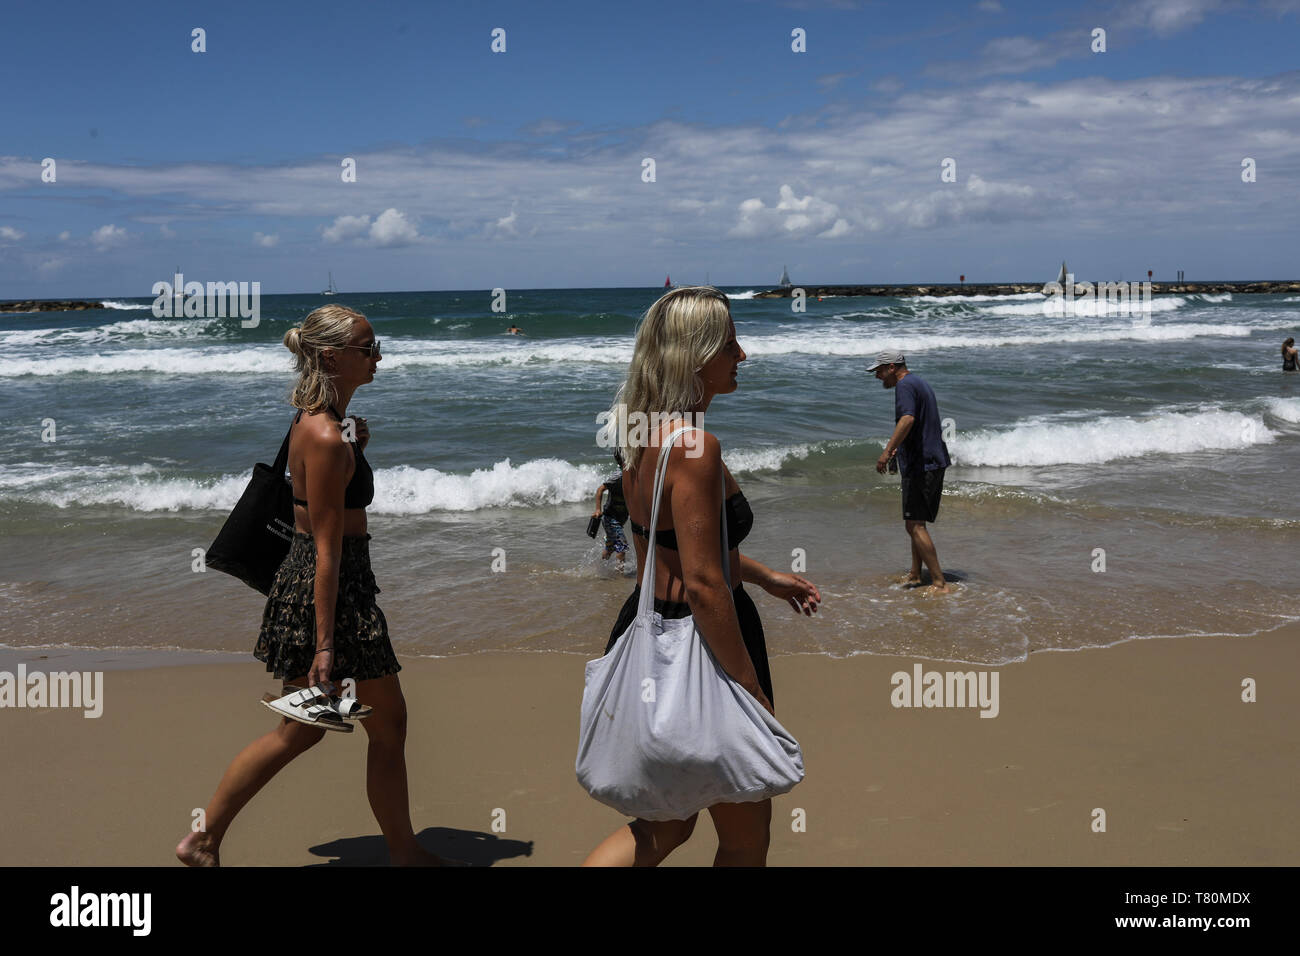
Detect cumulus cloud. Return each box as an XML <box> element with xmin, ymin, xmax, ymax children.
<box><xmin>369</xmin><ymin>208</ymin><xmax>419</xmax><ymax>246</ymax></box>
<box><xmin>728</xmin><ymin>184</ymin><xmax>846</xmax><ymax>239</ymax></box>
<box><xmin>91</xmin><ymin>224</ymin><xmax>128</xmax><ymax>248</ymax></box>
<box><xmin>0</xmin><ymin>225</ymin><xmax>24</xmax><ymax>241</ymax></box>
<box><xmin>977</xmin><ymin>0</ymin><xmax>1003</xmax><ymax>10</ymax></box>
<box><xmin>323</xmin><ymin>209</ymin><xmax>420</xmax><ymax>247</ymax></box>
<box><xmin>254</xmin><ymin>231</ymin><xmax>279</xmax><ymax>247</ymax></box>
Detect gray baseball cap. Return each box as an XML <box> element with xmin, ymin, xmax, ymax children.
<box><xmin>866</xmin><ymin>350</ymin><xmax>905</xmax><ymax>371</ymax></box>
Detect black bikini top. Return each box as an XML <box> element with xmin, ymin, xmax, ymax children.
<box><xmin>629</xmin><ymin>491</ymin><xmax>753</xmax><ymax>551</ymax></box>
<box><xmin>289</xmin><ymin>407</ymin><xmax>374</xmax><ymax>510</ymax></box>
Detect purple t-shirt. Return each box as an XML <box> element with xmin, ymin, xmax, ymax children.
<box><xmin>894</xmin><ymin>373</ymin><xmax>951</xmax><ymax>476</ymax></box>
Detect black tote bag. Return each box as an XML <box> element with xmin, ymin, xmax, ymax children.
<box><xmin>205</xmin><ymin>418</ymin><xmax>298</xmax><ymax>594</ymax></box>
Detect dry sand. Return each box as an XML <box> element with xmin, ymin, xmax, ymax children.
<box><xmin>0</xmin><ymin>625</ymin><xmax>1295</xmax><ymax>866</ymax></box>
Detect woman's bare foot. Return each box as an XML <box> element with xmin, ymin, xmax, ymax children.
<box><xmin>896</xmin><ymin>571</ymin><xmax>922</xmax><ymax>586</ymax></box>
<box><xmin>176</xmin><ymin>831</ymin><xmax>220</xmax><ymax>867</ymax></box>
<box><xmin>922</xmin><ymin>581</ymin><xmax>952</xmax><ymax>595</ymax></box>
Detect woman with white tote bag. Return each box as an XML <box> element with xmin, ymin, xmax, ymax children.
<box><xmin>579</xmin><ymin>287</ymin><xmax>821</xmax><ymax>866</ymax></box>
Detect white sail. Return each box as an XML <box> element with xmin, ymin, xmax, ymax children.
<box><xmin>778</xmin><ymin>265</ymin><xmax>792</xmax><ymax>288</ymax></box>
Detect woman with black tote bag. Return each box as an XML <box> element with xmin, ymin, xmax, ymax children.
<box><xmin>176</xmin><ymin>304</ymin><xmax>449</xmax><ymax>867</ymax></box>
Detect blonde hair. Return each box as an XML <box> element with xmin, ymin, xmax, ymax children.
<box><xmin>283</xmin><ymin>305</ymin><xmax>364</xmax><ymax>412</ymax></box>
<box><xmin>607</xmin><ymin>287</ymin><xmax>732</xmax><ymax>472</ymax></box>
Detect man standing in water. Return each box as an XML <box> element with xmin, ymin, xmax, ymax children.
<box><xmin>868</xmin><ymin>351</ymin><xmax>951</xmax><ymax>593</ymax></box>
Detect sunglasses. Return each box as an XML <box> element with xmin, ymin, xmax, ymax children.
<box><xmin>340</xmin><ymin>339</ymin><xmax>381</xmax><ymax>358</ymax></box>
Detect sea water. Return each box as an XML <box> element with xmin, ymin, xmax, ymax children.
<box><xmin>1</xmin><ymin>287</ymin><xmax>1297</xmax><ymax>664</ymax></box>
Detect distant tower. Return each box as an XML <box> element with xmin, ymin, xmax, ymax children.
<box><xmin>778</xmin><ymin>265</ymin><xmax>792</xmax><ymax>289</ymax></box>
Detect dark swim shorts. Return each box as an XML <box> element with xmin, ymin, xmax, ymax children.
<box><xmin>901</xmin><ymin>467</ymin><xmax>944</xmax><ymax>523</ymax></box>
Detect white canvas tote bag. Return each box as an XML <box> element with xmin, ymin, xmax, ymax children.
<box><xmin>576</xmin><ymin>425</ymin><xmax>804</xmax><ymax>821</ymax></box>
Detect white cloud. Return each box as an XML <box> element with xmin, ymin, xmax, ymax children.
<box><xmin>58</xmin><ymin>230</ymin><xmax>70</xmax><ymax>241</ymax></box>
<box><xmin>324</xmin><ymin>209</ymin><xmax>419</xmax><ymax>247</ymax></box>
<box><xmin>818</xmin><ymin>72</ymin><xmax>855</xmax><ymax>90</ymax></box>
<box><xmin>887</xmin><ymin>173</ymin><xmax>1037</xmax><ymax>229</ymax></box>
<box><xmin>491</xmin><ymin>205</ymin><xmax>518</xmax><ymax>237</ymax></box>
<box><xmin>322</xmin><ymin>214</ymin><xmax>371</xmax><ymax>243</ymax></box>
<box><xmin>728</xmin><ymin>184</ymin><xmax>844</xmax><ymax>239</ymax></box>
<box><xmin>0</xmin><ymin>225</ymin><xmax>24</xmax><ymax>241</ymax></box>
<box><xmin>1118</xmin><ymin>0</ymin><xmax>1227</xmax><ymax>35</ymax></box>
<box><xmin>254</xmin><ymin>231</ymin><xmax>279</xmax><ymax>247</ymax></box>
<box><xmin>91</xmin><ymin>224</ymin><xmax>128</xmax><ymax>248</ymax></box>
<box><xmin>159</xmin><ymin>224</ymin><xmax>176</xmax><ymax>239</ymax></box>
<box><xmin>977</xmin><ymin>0</ymin><xmax>1003</xmax><ymax>11</ymax></box>
<box><xmin>369</xmin><ymin>208</ymin><xmax>419</xmax><ymax>247</ymax></box>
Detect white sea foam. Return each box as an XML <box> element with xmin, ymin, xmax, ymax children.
<box><xmin>722</xmin><ymin>443</ymin><xmax>816</xmax><ymax>474</ymax></box>
<box><xmin>0</xmin><ymin>318</ymin><xmax>1274</xmax><ymax>375</ymax></box>
<box><xmin>100</xmin><ymin>300</ymin><xmax>152</xmax><ymax>310</ymax></box>
<box><xmin>952</xmin><ymin>409</ymin><xmax>1275</xmax><ymax>467</ymax></box>
<box><xmin>0</xmin><ymin>441</ymin><xmax>822</xmax><ymax>513</ymax></box>
<box><xmin>0</xmin><ymin>347</ymin><xmax>294</xmax><ymax>377</ymax></box>
<box><xmin>740</xmin><ymin>323</ymin><xmax>1265</xmax><ymax>359</ymax></box>
<box><xmin>1266</xmin><ymin>398</ymin><xmax>1300</xmax><ymax>423</ymax></box>
<box><xmin>726</xmin><ymin>290</ymin><xmax>759</xmax><ymax>299</ymax></box>
<box><xmin>912</xmin><ymin>292</ymin><xmax>1045</xmax><ymax>303</ymax></box>
<box><xmin>0</xmin><ymin>318</ymin><xmax>218</xmax><ymax>347</ymax></box>
<box><xmin>1196</xmin><ymin>292</ymin><xmax>1233</xmax><ymax>303</ymax></box>
<box><xmin>978</xmin><ymin>296</ymin><xmax>1187</xmax><ymax>317</ymax></box>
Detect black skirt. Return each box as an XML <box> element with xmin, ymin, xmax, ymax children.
<box><xmin>605</xmin><ymin>584</ymin><xmax>774</xmax><ymax>705</ymax></box>
<box><xmin>254</xmin><ymin>533</ymin><xmax>401</xmax><ymax>682</ymax></box>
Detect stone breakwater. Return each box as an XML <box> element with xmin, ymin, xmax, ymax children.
<box><xmin>753</xmin><ymin>281</ymin><xmax>1300</xmax><ymax>298</ymax></box>
<box><xmin>0</xmin><ymin>300</ymin><xmax>105</xmax><ymax>313</ymax></box>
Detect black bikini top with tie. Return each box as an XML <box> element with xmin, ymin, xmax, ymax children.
<box><xmin>289</xmin><ymin>407</ymin><xmax>374</xmax><ymax>510</ymax></box>
<box><xmin>628</xmin><ymin>491</ymin><xmax>754</xmax><ymax>551</ymax></box>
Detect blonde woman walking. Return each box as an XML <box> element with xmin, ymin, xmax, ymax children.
<box><xmin>177</xmin><ymin>305</ymin><xmax>447</xmax><ymax>866</ymax></box>
<box><xmin>583</xmin><ymin>287</ymin><xmax>820</xmax><ymax>867</ymax></box>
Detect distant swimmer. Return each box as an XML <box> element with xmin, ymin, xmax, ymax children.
<box><xmin>505</xmin><ymin>325</ymin><xmax>526</xmax><ymax>336</ymax></box>
<box><xmin>1283</xmin><ymin>337</ymin><xmax>1297</xmax><ymax>371</ymax></box>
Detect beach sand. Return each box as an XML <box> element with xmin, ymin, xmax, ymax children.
<box><xmin>0</xmin><ymin>624</ymin><xmax>1295</xmax><ymax>867</ymax></box>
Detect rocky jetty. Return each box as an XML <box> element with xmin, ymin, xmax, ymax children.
<box><xmin>0</xmin><ymin>300</ymin><xmax>106</xmax><ymax>313</ymax></box>
<box><xmin>753</xmin><ymin>281</ymin><xmax>1300</xmax><ymax>298</ymax></box>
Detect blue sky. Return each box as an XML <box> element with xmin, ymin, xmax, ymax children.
<box><xmin>2</xmin><ymin>0</ymin><xmax>1298</xmax><ymax>296</ymax></box>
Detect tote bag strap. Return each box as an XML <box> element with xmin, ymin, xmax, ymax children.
<box><xmin>271</xmin><ymin>411</ymin><xmax>302</xmax><ymax>478</ymax></box>
<box><xmin>635</xmin><ymin>424</ymin><xmax>731</xmax><ymax>619</ymax></box>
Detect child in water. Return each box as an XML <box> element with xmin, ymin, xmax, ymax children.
<box><xmin>592</xmin><ymin>467</ymin><xmax>629</xmax><ymax>572</ymax></box>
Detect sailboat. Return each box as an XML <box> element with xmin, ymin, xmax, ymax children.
<box><xmin>778</xmin><ymin>265</ymin><xmax>792</xmax><ymax>289</ymax></box>
<box><xmin>664</xmin><ymin>274</ymin><xmax>673</xmax><ymax>289</ymax></box>
<box><xmin>322</xmin><ymin>271</ymin><xmax>338</xmax><ymax>296</ymax></box>
<box><xmin>1043</xmin><ymin>260</ymin><xmax>1069</xmax><ymax>293</ymax></box>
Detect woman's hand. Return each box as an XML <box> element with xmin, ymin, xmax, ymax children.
<box><xmin>764</xmin><ymin>572</ymin><xmax>821</xmax><ymax>616</ymax></box>
<box><xmin>351</xmin><ymin>416</ymin><xmax>369</xmax><ymax>453</ymax></box>
<box><xmin>745</xmin><ymin>683</ymin><xmax>775</xmax><ymax>717</ymax></box>
<box><xmin>308</xmin><ymin>648</ymin><xmax>333</xmax><ymax>688</ymax></box>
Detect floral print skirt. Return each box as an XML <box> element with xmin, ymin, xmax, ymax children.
<box><xmin>254</xmin><ymin>533</ymin><xmax>401</xmax><ymax>682</ymax></box>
